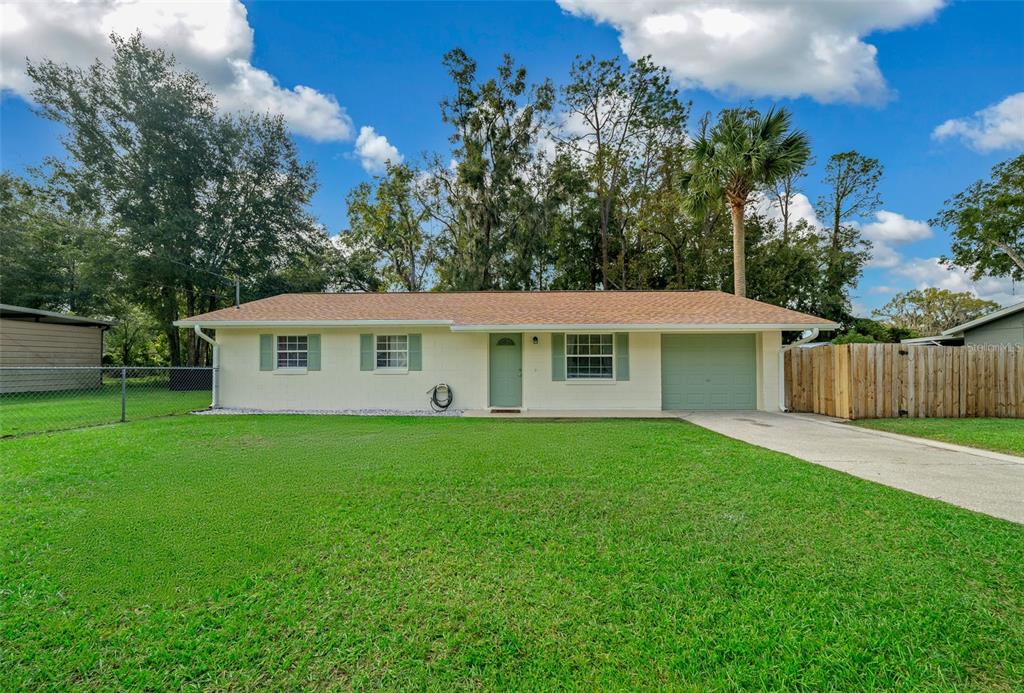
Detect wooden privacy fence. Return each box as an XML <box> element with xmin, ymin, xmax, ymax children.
<box><xmin>784</xmin><ymin>343</ymin><xmax>1024</xmax><ymax>419</ymax></box>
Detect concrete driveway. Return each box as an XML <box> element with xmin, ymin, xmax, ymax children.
<box><xmin>682</xmin><ymin>411</ymin><xmax>1024</xmax><ymax>524</ymax></box>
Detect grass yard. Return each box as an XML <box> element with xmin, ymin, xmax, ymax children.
<box><xmin>0</xmin><ymin>379</ymin><xmax>210</xmax><ymax>437</ymax></box>
<box><xmin>853</xmin><ymin>418</ymin><xmax>1024</xmax><ymax>456</ymax></box>
<box><xmin>2</xmin><ymin>416</ymin><xmax>1022</xmax><ymax>689</ymax></box>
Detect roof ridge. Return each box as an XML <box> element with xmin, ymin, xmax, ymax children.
<box><xmin>285</xmin><ymin>289</ymin><xmax>721</xmax><ymax>296</ymax></box>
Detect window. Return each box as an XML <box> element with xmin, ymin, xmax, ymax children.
<box><xmin>277</xmin><ymin>335</ymin><xmax>308</xmax><ymax>369</ymax></box>
<box><xmin>375</xmin><ymin>334</ymin><xmax>408</xmax><ymax>369</ymax></box>
<box><xmin>566</xmin><ymin>333</ymin><xmax>613</xmax><ymax>379</ymax></box>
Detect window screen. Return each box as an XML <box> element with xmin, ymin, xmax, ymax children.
<box><xmin>566</xmin><ymin>334</ymin><xmax>613</xmax><ymax>379</ymax></box>
<box><xmin>375</xmin><ymin>335</ymin><xmax>409</xmax><ymax>368</ymax></box>
<box><xmin>277</xmin><ymin>335</ymin><xmax>308</xmax><ymax>368</ymax></box>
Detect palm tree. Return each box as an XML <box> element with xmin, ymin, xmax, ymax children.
<box><xmin>688</xmin><ymin>108</ymin><xmax>810</xmax><ymax>297</ymax></box>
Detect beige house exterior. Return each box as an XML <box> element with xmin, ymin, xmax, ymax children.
<box><xmin>175</xmin><ymin>291</ymin><xmax>836</xmax><ymax>414</ymax></box>
<box><xmin>0</xmin><ymin>304</ymin><xmax>113</xmax><ymax>393</ymax></box>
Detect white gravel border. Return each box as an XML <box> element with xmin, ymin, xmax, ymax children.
<box><xmin>195</xmin><ymin>407</ymin><xmax>464</xmax><ymax>417</ymax></box>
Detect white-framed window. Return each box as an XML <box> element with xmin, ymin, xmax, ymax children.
<box><xmin>566</xmin><ymin>333</ymin><xmax>613</xmax><ymax>379</ymax></box>
<box><xmin>277</xmin><ymin>335</ymin><xmax>308</xmax><ymax>369</ymax></box>
<box><xmin>375</xmin><ymin>334</ymin><xmax>408</xmax><ymax>369</ymax></box>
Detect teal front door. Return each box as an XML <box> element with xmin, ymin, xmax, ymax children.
<box><xmin>489</xmin><ymin>333</ymin><xmax>522</xmax><ymax>407</ymax></box>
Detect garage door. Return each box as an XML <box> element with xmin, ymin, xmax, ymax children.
<box><xmin>661</xmin><ymin>334</ymin><xmax>757</xmax><ymax>410</ymax></box>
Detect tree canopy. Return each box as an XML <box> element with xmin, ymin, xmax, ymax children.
<box><xmin>23</xmin><ymin>33</ymin><xmax>332</xmax><ymax>364</ymax></box>
<box><xmin>936</xmin><ymin>154</ymin><xmax>1024</xmax><ymax>282</ymax></box>
<box><xmin>6</xmin><ymin>39</ymin><xmax>954</xmax><ymax>364</ymax></box>
<box><xmin>687</xmin><ymin>107</ymin><xmax>811</xmax><ymax>297</ymax></box>
<box><xmin>872</xmin><ymin>288</ymin><xmax>1000</xmax><ymax>336</ymax></box>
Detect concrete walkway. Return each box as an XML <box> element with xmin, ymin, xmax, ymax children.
<box><xmin>683</xmin><ymin>411</ymin><xmax>1024</xmax><ymax>524</ymax></box>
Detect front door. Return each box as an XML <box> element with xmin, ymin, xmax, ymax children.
<box><xmin>489</xmin><ymin>333</ymin><xmax>522</xmax><ymax>407</ymax></box>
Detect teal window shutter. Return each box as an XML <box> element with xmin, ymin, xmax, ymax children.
<box><xmin>551</xmin><ymin>333</ymin><xmax>565</xmax><ymax>381</ymax></box>
<box><xmin>360</xmin><ymin>334</ymin><xmax>373</xmax><ymax>371</ymax></box>
<box><xmin>260</xmin><ymin>334</ymin><xmax>273</xmax><ymax>371</ymax></box>
<box><xmin>615</xmin><ymin>333</ymin><xmax>629</xmax><ymax>381</ymax></box>
<box><xmin>408</xmin><ymin>334</ymin><xmax>422</xmax><ymax>371</ymax></box>
<box><xmin>307</xmin><ymin>334</ymin><xmax>321</xmax><ymax>371</ymax></box>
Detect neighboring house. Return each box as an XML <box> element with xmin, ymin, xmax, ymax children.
<box><xmin>0</xmin><ymin>303</ymin><xmax>113</xmax><ymax>393</ymax></box>
<box><xmin>174</xmin><ymin>291</ymin><xmax>836</xmax><ymax>413</ymax></box>
<box><xmin>901</xmin><ymin>300</ymin><xmax>1024</xmax><ymax>347</ymax></box>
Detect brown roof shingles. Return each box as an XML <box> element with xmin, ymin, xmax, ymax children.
<box><xmin>176</xmin><ymin>291</ymin><xmax>836</xmax><ymax>328</ymax></box>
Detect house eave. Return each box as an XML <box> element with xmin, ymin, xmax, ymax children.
<box><xmin>174</xmin><ymin>319</ymin><xmax>838</xmax><ymax>332</ymax></box>
<box><xmin>173</xmin><ymin>319</ymin><xmax>455</xmax><ymax>328</ymax></box>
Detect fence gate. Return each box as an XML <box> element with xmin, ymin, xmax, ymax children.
<box><xmin>784</xmin><ymin>344</ymin><xmax>1024</xmax><ymax>419</ymax></box>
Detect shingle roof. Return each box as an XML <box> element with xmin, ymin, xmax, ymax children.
<box><xmin>175</xmin><ymin>291</ymin><xmax>836</xmax><ymax>330</ymax></box>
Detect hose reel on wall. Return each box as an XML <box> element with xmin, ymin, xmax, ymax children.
<box><xmin>428</xmin><ymin>383</ymin><xmax>453</xmax><ymax>412</ymax></box>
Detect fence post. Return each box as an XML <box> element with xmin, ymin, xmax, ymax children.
<box><xmin>120</xmin><ymin>367</ymin><xmax>127</xmax><ymax>422</ymax></box>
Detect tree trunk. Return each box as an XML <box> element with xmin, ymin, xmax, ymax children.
<box><xmin>185</xmin><ymin>291</ymin><xmax>198</xmax><ymax>366</ymax></box>
<box><xmin>164</xmin><ymin>289</ymin><xmax>182</xmax><ymax>366</ymax></box>
<box><xmin>730</xmin><ymin>199</ymin><xmax>747</xmax><ymax>297</ymax></box>
<box><xmin>996</xmin><ymin>242</ymin><xmax>1024</xmax><ymax>273</ymax></box>
<box><xmin>599</xmin><ymin>205</ymin><xmax>610</xmax><ymax>289</ymax></box>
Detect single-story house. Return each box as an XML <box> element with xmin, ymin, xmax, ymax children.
<box><xmin>174</xmin><ymin>291</ymin><xmax>837</xmax><ymax>414</ymax></box>
<box><xmin>901</xmin><ymin>300</ymin><xmax>1024</xmax><ymax>347</ymax></box>
<box><xmin>0</xmin><ymin>303</ymin><xmax>113</xmax><ymax>393</ymax></box>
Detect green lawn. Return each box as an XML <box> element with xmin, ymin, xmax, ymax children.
<box><xmin>0</xmin><ymin>379</ymin><xmax>210</xmax><ymax>437</ymax></box>
<box><xmin>2</xmin><ymin>416</ymin><xmax>1022</xmax><ymax>689</ymax></box>
<box><xmin>853</xmin><ymin>418</ymin><xmax>1024</xmax><ymax>456</ymax></box>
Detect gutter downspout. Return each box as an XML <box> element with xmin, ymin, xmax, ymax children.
<box><xmin>193</xmin><ymin>325</ymin><xmax>220</xmax><ymax>409</ymax></box>
<box><xmin>778</xmin><ymin>328</ymin><xmax>819</xmax><ymax>412</ymax></box>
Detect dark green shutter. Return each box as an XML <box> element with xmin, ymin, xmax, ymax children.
<box><xmin>408</xmin><ymin>334</ymin><xmax>422</xmax><ymax>371</ymax></box>
<box><xmin>307</xmin><ymin>334</ymin><xmax>321</xmax><ymax>371</ymax></box>
<box><xmin>260</xmin><ymin>334</ymin><xmax>273</xmax><ymax>371</ymax></box>
<box><xmin>360</xmin><ymin>334</ymin><xmax>374</xmax><ymax>371</ymax></box>
<box><xmin>615</xmin><ymin>333</ymin><xmax>629</xmax><ymax>381</ymax></box>
<box><xmin>551</xmin><ymin>333</ymin><xmax>565</xmax><ymax>381</ymax></box>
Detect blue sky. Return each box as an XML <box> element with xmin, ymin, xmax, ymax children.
<box><xmin>2</xmin><ymin>0</ymin><xmax>1022</xmax><ymax>312</ymax></box>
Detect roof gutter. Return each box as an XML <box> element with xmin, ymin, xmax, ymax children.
<box><xmin>174</xmin><ymin>319</ymin><xmax>839</xmax><ymax>332</ymax></box>
<box><xmin>450</xmin><ymin>322</ymin><xmax>838</xmax><ymax>332</ymax></box>
<box><xmin>779</xmin><ymin>328</ymin><xmax>820</xmax><ymax>413</ymax></box>
<box><xmin>173</xmin><ymin>319</ymin><xmax>454</xmax><ymax>328</ymax></box>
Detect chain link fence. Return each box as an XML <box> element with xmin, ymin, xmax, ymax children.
<box><xmin>0</xmin><ymin>367</ymin><xmax>214</xmax><ymax>437</ymax></box>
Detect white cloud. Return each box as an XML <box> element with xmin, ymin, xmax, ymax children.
<box><xmin>354</xmin><ymin>126</ymin><xmax>402</xmax><ymax>174</ymax></box>
<box><xmin>557</xmin><ymin>0</ymin><xmax>944</xmax><ymax>104</ymax></box>
<box><xmin>861</xmin><ymin>210</ymin><xmax>932</xmax><ymax>243</ymax></box>
<box><xmin>893</xmin><ymin>257</ymin><xmax>1019</xmax><ymax>307</ymax></box>
<box><xmin>932</xmin><ymin>92</ymin><xmax>1024</xmax><ymax>152</ymax></box>
<box><xmin>858</xmin><ymin>210</ymin><xmax>932</xmax><ymax>268</ymax></box>
<box><xmin>0</xmin><ymin>0</ymin><xmax>353</xmax><ymax>142</ymax></box>
<box><xmin>753</xmin><ymin>191</ymin><xmax>820</xmax><ymax>229</ymax></box>
<box><xmin>867</xmin><ymin>243</ymin><xmax>904</xmax><ymax>270</ymax></box>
